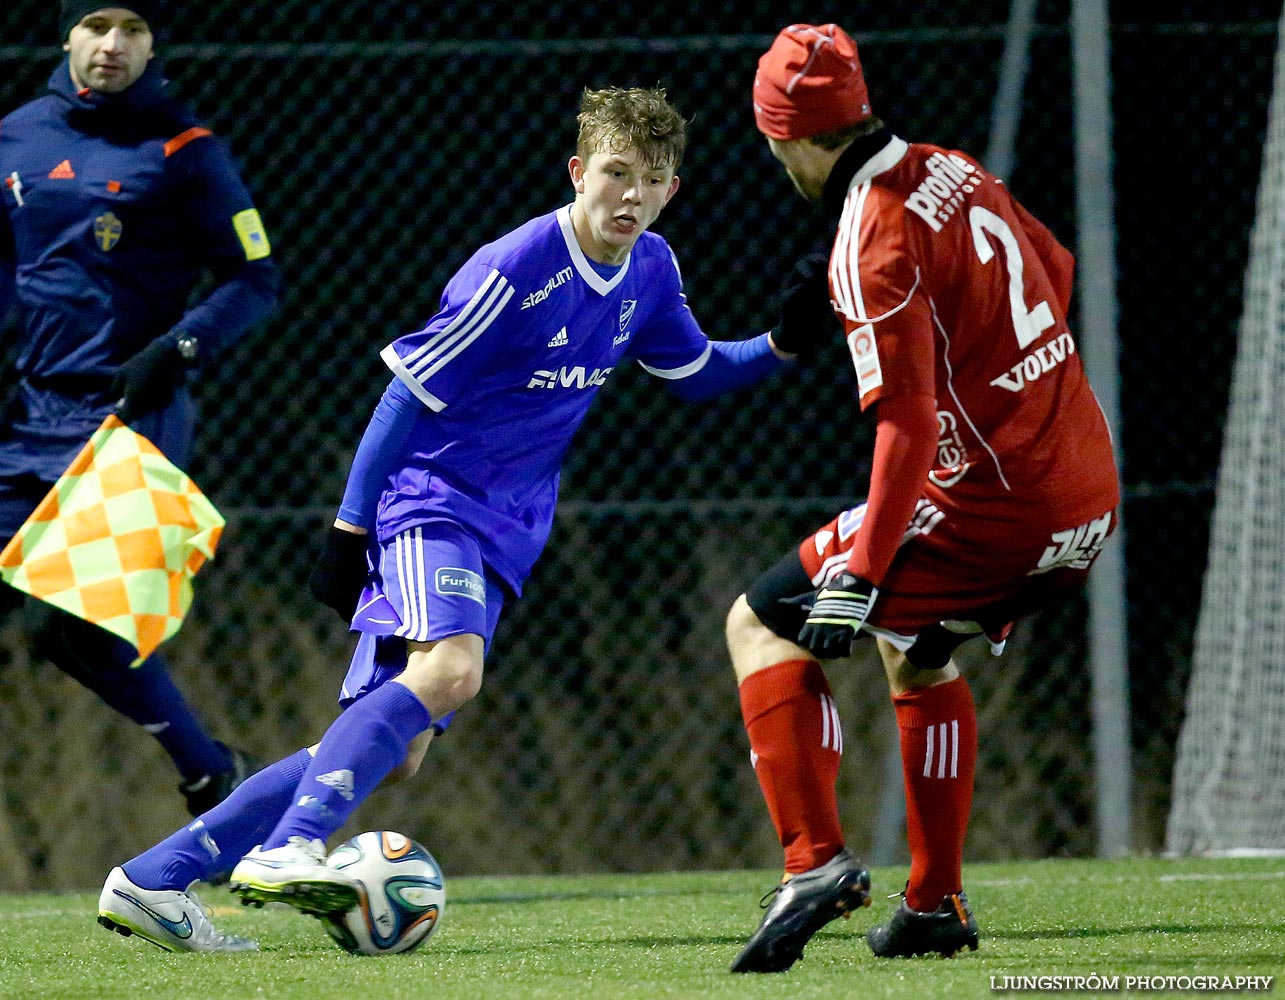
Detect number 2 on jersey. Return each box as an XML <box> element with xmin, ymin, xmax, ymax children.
<box><xmin>969</xmin><ymin>206</ymin><xmax>1053</xmax><ymax>350</ymax></box>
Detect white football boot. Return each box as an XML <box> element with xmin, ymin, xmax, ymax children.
<box><xmin>229</xmin><ymin>836</ymin><xmax>358</xmax><ymax>916</ymax></box>
<box><xmin>97</xmin><ymin>866</ymin><xmax>258</xmax><ymax>953</ymax></box>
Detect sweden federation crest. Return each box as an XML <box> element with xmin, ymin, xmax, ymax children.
<box><xmin>94</xmin><ymin>211</ymin><xmax>122</xmax><ymax>252</ymax></box>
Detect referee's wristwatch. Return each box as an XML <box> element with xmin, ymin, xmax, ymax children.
<box><xmin>175</xmin><ymin>332</ymin><xmax>199</xmax><ymax>362</ymax></box>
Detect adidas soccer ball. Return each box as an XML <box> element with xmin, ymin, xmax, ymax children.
<box><xmin>318</xmin><ymin>831</ymin><xmax>445</xmax><ymax>956</ymax></box>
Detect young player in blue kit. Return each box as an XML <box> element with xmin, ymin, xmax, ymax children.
<box><xmin>96</xmin><ymin>86</ymin><xmax>834</xmax><ymax>952</ymax></box>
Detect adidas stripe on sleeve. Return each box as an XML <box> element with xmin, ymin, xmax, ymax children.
<box><xmin>381</xmin><ymin>263</ymin><xmax>514</xmax><ymax>412</ymax></box>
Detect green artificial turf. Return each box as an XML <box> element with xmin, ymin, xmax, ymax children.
<box><xmin>1</xmin><ymin>856</ymin><xmax>1280</xmax><ymax>1000</ymax></box>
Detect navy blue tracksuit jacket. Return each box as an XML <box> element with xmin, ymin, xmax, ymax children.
<box><xmin>0</xmin><ymin>59</ymin><xmax>279</xmax><ymax>534</ymax></box>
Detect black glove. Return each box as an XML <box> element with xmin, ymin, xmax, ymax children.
<box><xmin>112</xmin><ymin>334</ymin><xmax>188</xmax><ymax>423</ymax></box>
<box><xmin>769</xmin><ymin>253</ymin><xmax>837</xmax><ymax>357</ymax></box>
<box><xmin>797</xmin><ymin>571</ymin><xmax>879</xmax><ymax>659</ymax></box>
<box><xmin>309</xmin><ymin>525</ymin><xmax>371</xmax><ymax>622</ymax></box>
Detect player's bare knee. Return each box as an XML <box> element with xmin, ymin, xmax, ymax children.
<box><xmin>402</xmin><ymin>635</ymin><xmax>485</xmax><ymax>713</ymax></box>
<box><xmin>726</xmin><ymin>594</ymin><xmax>775</xmax><ymax>667</ymax></box>
<box><xmin>725</xmin><ymin>594</ymin><xmax>760</xmax><ymax>646</ymax></box>
<box><xmin>452</xmin><ymin>661</ymin><xmax>484</xmax><ymax>703</ymax></box>
<box><xmin>425</xmin><ymin>657</ymin><xmax>483</xmax><ymax>707</ymax></box>
<box><xmin>879</xmin><ymin>637</ymin><xmax>959</xmax><ymax>694</ymax></box>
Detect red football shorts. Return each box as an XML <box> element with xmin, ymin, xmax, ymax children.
<box><xmin>798</xmin><ymin>498</ymin><xmax>1118</xmax><ymax>642</ymax></box>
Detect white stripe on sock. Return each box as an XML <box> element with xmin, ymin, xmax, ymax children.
<box><xmin>949</xmin><ymin>718</ymin><xmax>959</xmax><ymax>779</ymax></box>
<box><xmin>819</xmin><ymin>693</ymin><xmax>844</xmax><ymax>753</ymax></box>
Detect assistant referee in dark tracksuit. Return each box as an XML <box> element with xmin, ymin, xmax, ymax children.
<box><xmin>0</xmin><ymin>1</ymin><xmax>280</xmax><ymax>814</ymax></box>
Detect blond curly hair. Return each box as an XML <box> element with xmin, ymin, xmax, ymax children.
<box><xmin>576</xmin><ymin>86</ymin><xmax>688</xmax><ymax>172</ymax></box>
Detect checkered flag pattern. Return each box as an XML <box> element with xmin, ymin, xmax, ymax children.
<box><xmin>0</xmin><ymin>416</ymin><xmax>225</xmax><ymax>663</ymax></box>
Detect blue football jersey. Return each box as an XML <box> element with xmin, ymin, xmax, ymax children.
<box><xmin>378</xmin><ymin>204</ymin><xmax>712</xmax><ymax>592</ymax></box>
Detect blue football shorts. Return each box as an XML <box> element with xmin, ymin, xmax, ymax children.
<box><xmin>338</xmin><ymin>519</ymin><xmax>508</xmax><ymax>719</ymax></box>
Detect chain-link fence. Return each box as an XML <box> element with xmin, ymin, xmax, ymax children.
<box><xmin>0</xmin><ymin>1</ymin><xmax>1279</xmax><ymax>890</ymax></box>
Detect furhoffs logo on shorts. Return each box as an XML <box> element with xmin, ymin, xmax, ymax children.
<box><xmin>435</xmin><ymin>567</ymin><xmax>486</xmax><ymax>606</ymax></box>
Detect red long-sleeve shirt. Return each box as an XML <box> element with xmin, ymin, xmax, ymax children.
<box><xmin>826</xmin><ymin>136</ymin><xmax>1119</xmax><ymax>584</ymax></box>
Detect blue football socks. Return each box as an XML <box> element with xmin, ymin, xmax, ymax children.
<box><xmin>262</xmin><ymin>681</ymin><xmax>431</xmax><ymax>849</ymax></box>
<box><xmin>124</xmin><ymin>748</ymin><xmax>312</xmax><ymax>889</ymax></box>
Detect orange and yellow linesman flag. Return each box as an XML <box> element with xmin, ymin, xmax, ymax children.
<box><xmin>0</xmin><ymin>415</ymin><xmax>225</xmax><ymax>663</ymax></box>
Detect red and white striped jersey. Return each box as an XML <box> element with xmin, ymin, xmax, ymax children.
<box><xmin>828</xmin><ymin>136</ymin><xmax>1119</xmax><ymax>575</ymax></box>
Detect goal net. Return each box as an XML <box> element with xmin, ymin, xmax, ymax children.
<box><xmin>1165</xmin><ymin>9</ymin><xmax>1285</xmax><ymax>857</ymax></box>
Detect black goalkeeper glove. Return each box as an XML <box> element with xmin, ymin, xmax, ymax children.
<box><xmin>308</xmin><ymin>524</ymin><xmax>371</xmax><ymax>622</ymax></box>
<box><xmin>769</xmin><ymin>252</ymin><xmax>837</xmax><ymax>358</ymax></box>
<box><xmin>112</xmin><ymin>333</ymin><xmax>189</xmax><ymax>423</ymax></box>
<box><xmin>798</xmin><ymin>571</ymin><xmax>879</xmax><ymax>659</ymax></box>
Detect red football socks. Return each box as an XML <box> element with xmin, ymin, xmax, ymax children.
<box><xmin>738</xmin><ymin>659</ymin><xmax>844</xmax><ymax>874</ymax></box>
<box><xmin>892</xmin><ymin>675</ymin><xmax>977</xmax><ymax>912</ymax></box>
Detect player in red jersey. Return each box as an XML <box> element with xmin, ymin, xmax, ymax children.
<box><xmin>727</xmin><ymin>23</ymin><xmax>1121</xmax><ymax>972</ymax></box>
